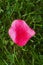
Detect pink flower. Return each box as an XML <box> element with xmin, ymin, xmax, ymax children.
<box><xmin>8</xmin><ymin>20</ymin><xmax>36</xmax><ymax>46</ymax></box>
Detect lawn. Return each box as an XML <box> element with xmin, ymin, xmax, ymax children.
<box><xmin>0</xmin><ymin>0</ymin><xmax>43</xmax><ymax>65</ymax></box>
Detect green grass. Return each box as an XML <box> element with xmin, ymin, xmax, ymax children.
<box><xmin>0</xmin><ymin>0</ymin><xmax>43</xmax><ymax>65</ymax></box>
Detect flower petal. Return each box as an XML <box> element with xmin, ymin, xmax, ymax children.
<box><xmin>8</xmin><ymin>20</ymin><xmax>36</xmax><ymax>46</ymax></box>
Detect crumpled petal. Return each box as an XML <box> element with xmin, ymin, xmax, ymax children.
<box><xmin>8</xmin><ymin>19</ymin><xmax>36</xmax><ymax>46</ymax></box>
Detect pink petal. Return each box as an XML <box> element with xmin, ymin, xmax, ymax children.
<box><xmin>8</xmin><ymin>19</ymin><xmax>36</xmax><ymax>46</ymax></box>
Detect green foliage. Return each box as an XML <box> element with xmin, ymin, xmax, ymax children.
<box><xmin>0</xmin><ymin>0</ymin><xmax>43</xmax><ymax>65</ymax></box>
